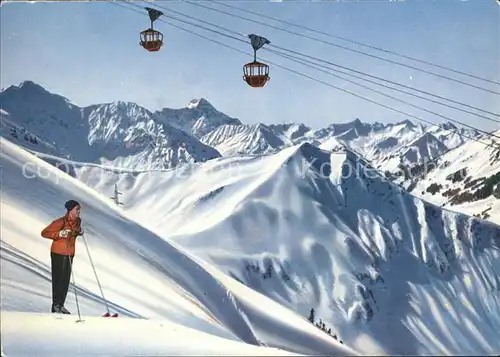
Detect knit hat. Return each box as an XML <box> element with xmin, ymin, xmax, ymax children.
<box><xmin>64</xmin><ymin>200</ymin><xmax>80</xmax><ymax>212</ymax></box>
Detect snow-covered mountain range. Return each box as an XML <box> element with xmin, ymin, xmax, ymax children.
<box><xmin>0</xmin><ymin>81</ymin><xmax>222</xmax><ymax>170</ymax></box>
<box><xmin>2</xmin><ymin>80</ymin><xmax>498</xmax><ymax>222</ymax></box>
<box><xmin>0</xmin><ymin>81</ymin><xmax>484</xmax><ymax>170</ymax></box>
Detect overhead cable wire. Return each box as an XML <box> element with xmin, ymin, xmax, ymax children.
<box><xmin>132</xmin><ymin>0</ymin><xmax>500</xmax><ymax>139</ymax></box>
<box><xmin>141</xmin><ymin>0</ymin><xmax>500</xmax><ymax>119</ymax></box>
<box><xmin>182</xmin><ymin>0</ymin><xmax>500</xmax><ymax>95</ymax></box>
<box><xmin>265</xmin><ymin>47</ymin><xmax>500</xmax><ymax>125</ymax></box>
<box><xmin>261</xmin><ymin>48</ymin><xmax>500</xmax><ymax>138</ymax></box>
<box><xmin>109</xmin><ymin>0</ymin><xmax>499</xmax><ymax>148</ymax></box>
<box><xmin>268</xmin><ymin>43</ymin><xmax>500</xmax><ymax>118</ymax></box>
<box><xmin>210</xmin><ymin>0</ymin><xmax>500</xmax><ymax>87</ymax></box>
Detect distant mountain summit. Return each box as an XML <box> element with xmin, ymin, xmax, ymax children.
<box><xmin>154</xmin><ymin>97</ymin><xmax>242</xmax><ymax>139</ymax></box>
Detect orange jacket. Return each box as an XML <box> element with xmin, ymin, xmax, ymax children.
<box><xmin>41</xmin><ymin>215</ymin><xmax>82</xmax><ymax>256</ymax></box>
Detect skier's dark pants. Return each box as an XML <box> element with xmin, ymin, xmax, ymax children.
<box><xmin>51</xmin><ymin>252</ymin><xmax>73</xmax><ymax>307</ymax></box>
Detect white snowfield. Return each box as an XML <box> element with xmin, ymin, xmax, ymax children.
<box><xmin>69</xmin><ymin>140</ymin><xmax>500</xmax><ymax>356</ymax></box>
<box><xmin>0</xmin><ymin>137</ymin><xmax>356</xmax><ymax>356</ymax></box>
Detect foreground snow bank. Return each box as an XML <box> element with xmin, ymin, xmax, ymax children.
<box><xmin>0</xmin><ymin>312</ymin><xmax>298</xmax><ymax>356</ymax></box>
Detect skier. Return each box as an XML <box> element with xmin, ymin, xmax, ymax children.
<box><xmin>41</xmin><ymin>200</ymin><xmax>83</xmax><ymax>314</ymax></box>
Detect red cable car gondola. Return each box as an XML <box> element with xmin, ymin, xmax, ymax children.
<box><xmin>140</xmin><ymin>7</ymin><xmax>164</xmax><ymax>52</ymax></box>
<box><xmin>243</xmin><ymin>34</ymin><xmax>271</xmax><ymax>88</ymax></box>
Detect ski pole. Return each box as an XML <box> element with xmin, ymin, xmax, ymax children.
<box><xmin>66</xmin><ymin>238</ymin><xmax>82</xmax><ymax>322</ymax></box>
<box><xmin>81</xmin><ymin>232</ymin><xmax>111</xmax><ymax>316</ymax></box>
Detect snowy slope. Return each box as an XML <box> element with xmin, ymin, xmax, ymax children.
<box><xmin>154</xmin><ymin>98</ymin><xmax>242</xmax><ymax>138</ymax></box>
<box><xmin>201</xmin><ymin>123</ymin><xmax>286</xmax><ymax>157</ymax></box>
<box><xmin>0</xmin><ymin>108</ymin><xmax>57</xmax><ymax>156</ymax></box>
<box><xmin>0</xmin><ymin>81</ymin><xmax>91</xmax><ymax>160</ymax></box>
<box><xmin>0</xmin><ymin>137</ymin><xmax>356</xmax><ymax>356</ymax></box>
<box><xmin>396</xmin><ymin>131</ymin><xmax>500</xmax><ymax>223</ymax></box>
<box><xmin>0</xmin><ymin>82</ymin><xmax>221</xmax><ymax>170</ymax></box>
<box><xmin>71</xmin><ymin>141</ymin><xmax>500</xmax><ymax>355</ymax></box>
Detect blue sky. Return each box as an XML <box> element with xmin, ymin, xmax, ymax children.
<box><xmin>1</xmin><ymin>0</ymin><xmax>499</xmax><ymax>131</ymax></box>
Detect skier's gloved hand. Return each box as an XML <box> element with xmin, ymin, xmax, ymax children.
<box><xmin>58</xmin><ymin>229</ymin><xmax>70</xmax><ymax>239</ymax></box>
<box><xmin>77</xmin><ymin>227</ymin><xmax>84</xmax><ymax>236</ymax></box>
